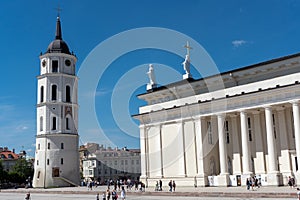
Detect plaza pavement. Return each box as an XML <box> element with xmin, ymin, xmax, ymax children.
<box><xmin>0</xmin><ymin>185</ymin><xmax>299</xmax><ymax>199</ymax></box>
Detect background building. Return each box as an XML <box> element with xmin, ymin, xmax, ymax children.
<box><xmin>134</xmin><ymin>52</ymin><xmax>300</xmax><ymax>187</ymax></box>
<box><xmin>82</xmin><ymin>143</ymin><xmax>141</xmax><ymax>184</ymax></box>
<box><xmin>0</xmin><ymin>147</ymin><xmax>26</xmax><ymax>172</ymax></box>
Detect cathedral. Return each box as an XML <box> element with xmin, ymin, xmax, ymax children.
<box><xmin>134</xmin><ymin>49</ymin><xmax>300</xmax><ymax>187</ymax></box>
<box><xmin>32</xmin><ymin>16</ymin><xmax>80</xmax><ymax>187</ymax></box>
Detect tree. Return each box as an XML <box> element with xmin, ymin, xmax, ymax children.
<box><xmin>10</xmin><ymin>158</ymin><xmax>34</xmax><ymax>184</ymax></box>
<box><xmin>0</xmin><ymin>160</ymin><xmax>8</xmax><ymax>184</ymax></box>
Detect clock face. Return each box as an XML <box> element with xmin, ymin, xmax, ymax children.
<box><xmin>65</xmin><ymin>59</ymin><xmax>71</xmax><ymax>66</ymax></box>
<box><xmin>42</xmin><ymin>59</ymin><xmax>46</xmax><ymax>67</ymax></box>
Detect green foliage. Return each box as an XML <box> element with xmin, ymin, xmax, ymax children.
<box><xmin>9</xmin><ymin>158</ymin><xmax>33</xmax><ymax>184</ymax></box>
<box><xmin>0</xmin><ymin>160</ymin><xmax>8</xmax><ymax>182</ymax></box>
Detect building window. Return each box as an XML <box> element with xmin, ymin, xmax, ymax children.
<box><xmin>247</xmin><ymin>117</ymin><xmax>252</xmax><ymax>141</ymax></box>
<box><xmin>38</xmin><ymin>144</ymin><xmax>40</xmax><ymax>150</ymax></box>
<box><xmin>121</xmin><ymin>160</ymin><xmax>124</xmax><ymax>165</ymax></box>
<box><xmin>40</xmin><ymin>116</ymin><xmax>43</xmax><ymax>131</ymax></box>
<box><xmin>47</xmin><ymin>142</ymin><xmax>50</xmax><ymax>149</ymax></box>
<box><xmin>125</xmin><ymin>160</ymin><xmax>128</xmax><ymax>165</ymax></box>
<box><xmin>66</xmin><ymin>117</ymin><xmax>70</xmax><ymax>130</ymax></box>
<box><xmin>136</xmin><ymin>160</ymin><xmax>139</xmax><ymax>164</ymax></box>
<box><xmin>37</xmin><ymin>171</ymin><xmax>40</xmax><ymax>179</ymax></box>
<box><xmin>52</xmin><ymin>117</ymin><xmax>57</xmax><ymax>130</ymax></box>
<box><xmin>115</xmin><ymin>160</ymin><xmax>117</xmax><ymax>165</ymax></box>
<box><xmin>66</xmin><ymin>86</ymin><xmax>71</xmax><ymax>102</ymax></box>
<box><xmin>225</xmin><ymin>120</ymin><xmax>230</xmax><ymax>144</ymax></box>
<box><xmin>37</xmin><ymin>160</ymin><xmax>39</xmax><ymax>166</ymax></box>
<box><xmin>132</xmin><ymin>160</ymin><xmax>134</xmax><ymax>165</ymax></box>
<box><xmin>47</xmin><ymin>159</ymin><xmax>49</xmax><ymax>165</ymax></box>
<box><xmin>52</xmin><ymin>60</ymin><xmax>58</xmax><ymax>72</ymax></box>
<box><xmin>61</xmin><ymin>158</ymin><xmax>64</xmax><ymax>165</ymax></box>
<box><xmin>207</xmin><ymin>121</ymin><xmax>212</xmax><ymax>144</ymax></box>
<box><xmin>272</xmin><ymin>114</ymin><xmax>277</xmax><ymax>139</ymax></box>
<box><xmin>51</xmin><ymin>85</ymin><xmax>57</xmax><ymax>101</ymax></box>
<box><xmin>61</xmin><ymin>143</ymin><xmax>64</xmax><ymax>149</ymax></box>
<box><xmin>40</xmin><ymin>86</ymin><xmax>44</xmax><ymax>103</ymax></box>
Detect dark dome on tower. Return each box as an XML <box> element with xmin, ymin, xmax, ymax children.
<box><xmin>46</xmin><ymin>17</ymin><xmax>71</xmax><ymax>54</ymax></box>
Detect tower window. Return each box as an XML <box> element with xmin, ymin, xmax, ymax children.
<box><xmin>51</xmin><ymin>85</ymin><xmax>57</xmax><ymax>101</ymax></box>
<box><xmin>52</xmin><ymin>60</ymin><xmax>58</xmax><ymax>72</ymax></box>
<box><xmin>40</xmin><ymin>116</ymin><xmax>43</xmax><ymax>131</ymax></box>
<box><xmin>40</xmin><ymin>86</ymin><xmax>44</xmax><ymax>103</ymax></box>
<box><xmin>47</xmin><ymin>142</ymin><xmax>50</xmax><ymax>150</ymax></box>
<box><xmin>38</xmin><ymin>144</ymin><xmax>40</xmax><ymax>150</ymax></box>
<box><xmin>37</xmin><ymin>160</ymin><xmax>39</xmax><ymax>166</ymax></box>
<box><xmin>47</xmin><ymin>159</ymin><xmax>49</xmax><ymax>165</ymax></box>
<box><xmin>66</xmin><ymin>85</ymin><xmax>71</xmax><ymax>102</ymax></box>
<box><xmin>52</xmin><ymin>117</ymin><xmax>57</xmax><ymax>130</ymax></box>
<box><xmin>66</xmin><ymin>117</ymin><xmax>70</xmax><ymax>130</ymax></box>
<box><xmin>61</xmin><ymin>143</ymin><xmax>64</xmax><ymax>149</ymax></box>
<box><xmin>61</xmin><ymin>158</ymin><xmax>64</xmax><ymax>165</ymax></box>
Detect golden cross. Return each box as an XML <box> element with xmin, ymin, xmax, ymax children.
<box><xmin>184</xmin><ymin>41</ymin><xmax>193</xmax><ymax>56</ymax></box>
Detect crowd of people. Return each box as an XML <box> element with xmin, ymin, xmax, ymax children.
<box><xmin>245</xmin><ymin>176</ymin><xmax>261</xmax><ymax>191</ymax></box>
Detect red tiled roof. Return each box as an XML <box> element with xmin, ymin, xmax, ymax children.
<box><xmin>0</xmin><ymin>151</ymin><xmax>19</xmax><ymax>160</ymax></box>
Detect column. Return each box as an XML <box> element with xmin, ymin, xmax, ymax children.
<box><xmin>217</xmin><ymin>114</ymin><xmax>228</xmax><ymax>174</ymax></box>
<box><xmin>277</xmin><ymin>106</ymin><xmax>292</xmax><ymax>185</ymax></box>
<box><xmin>139</xmin><ymin>125</ymin><xmax>147</xmax><ymax>180</ymax></box>
<box><xmin>240</xmin><ymin>110</ymin><xmax>251</xmax><ymax>175</ymax></box>
<box><xmin>253</xmin><ymin>111</ymin><xmax>266</xmax><ymax>174</ymax></box>
<box><xmin>156</xmin><ymin>125</ymin><xmax>163</xmax><ymax>178</ymax></box>
<box><xmin>159</xmin><ymin>125</ymin><xmax>164</xmax><ymax>178</ymax></box>
<box><xmin>265</xmin><ymin>106</ymin><xmax>278</xmax><ymax>173</ymax></box>
<box><xmin>230</xmin><ymin>114</ymin><xmax>242</xmax><ymax>175</ymax></box>
<box><xmin>265</xmin><ymin>106</ymin><xmax>282</xmax><ymax>185</ymax></box>
<box><xmin>217</xmin><ymin>114</ymin><xmax>229</xmax><ymax>186</ymax></box>
<box><xmin>195</xmin><ymin>117</ymin><xmax>208</xmax><ymax>186</ymax></box>
<box><xmin>292</xmin><ymin>101</ymin><xmax>300</xmax><ymax>174</ymax></box>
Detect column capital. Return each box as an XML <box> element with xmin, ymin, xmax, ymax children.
<box><xmin>216</xmin><ymin>113</ymin><xmax>226</xmax><ymax>118</ymax></box>
<box><xmin>264</xmin><ymin>105</ymin><xmax>272</xmax><ymax>110</ymax></box>
<box><xmin>240</xmin><ymin>110</ymin><xmax>247</xmax><ymax>114</ymax></box>
<box><xmin>290</xmin><ymin>100</ymin><xmax>300</xmax><ymax>106</ymax></box>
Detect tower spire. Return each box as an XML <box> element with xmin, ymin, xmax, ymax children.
<box><xmin>55</xmin><ymin>16</ymin><xmax>62</xmax><ymax>40</ymax></box>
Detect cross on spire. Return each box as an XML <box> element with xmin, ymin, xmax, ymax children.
<box><xmin>55</xmin><ymin>5</ymin><xmax>62</xmax><ymax>17</ymax></box>
<box><xmin>184</xmin><ymin>41</ymin><xmax>193</xmax><ymax>56</ymax></box>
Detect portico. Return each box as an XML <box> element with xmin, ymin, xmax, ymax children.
<box><xmin>134</xmin><ymin>53</ymin><xmax>300</xmax><ymax>187</ymax></box>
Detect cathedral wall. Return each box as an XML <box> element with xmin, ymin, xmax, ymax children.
<box><xmin>183</xmin><ymin>121</ymin><xmax>197</xmax><ymax>177</ymax></box>
<box><xmin>161</xmin><ymin>123</ymin><xmax>185</xmax><ymax>177</ymax></box>
<box><xmin>147</xmin><ymin>126</ymin><xmax>161</xmax><ymax>177</ymax></box>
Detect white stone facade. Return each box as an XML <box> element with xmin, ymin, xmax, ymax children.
<box><xmin>32</xmin><ymin>17</ymin><xmax>80</xmax><ymax>188</ymax></box>
<box><xmin>134</xmin><ymin>53</ymin><xmax>300</xmax><ymax>187</ymax></box>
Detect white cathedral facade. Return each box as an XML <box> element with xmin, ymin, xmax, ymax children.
<box><xmin>32</xmin><ymin>16</ymin><xmax>80</xmax><ymax>187</ymax></box>
<box><xmin>134</xmin><ymin>51</ymin><xmax>300</xmax><ymax>187</ymax></box>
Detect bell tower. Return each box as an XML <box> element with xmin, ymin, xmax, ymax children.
<box><xmin>32</xmin><ymin>16</ymin><xmax>80</xmax><ymax>187</ymax></box>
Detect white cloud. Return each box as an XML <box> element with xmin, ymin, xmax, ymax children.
<box><xmin>232</xmin><ymin>40</ymin><xmax>247</xmax><ymax>48</ymax></box>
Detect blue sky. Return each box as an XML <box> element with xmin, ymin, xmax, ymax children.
<box><xmin>1</xmin><ymin>0</ymin><xmax>300</xmax><ymax>157</ymax></box>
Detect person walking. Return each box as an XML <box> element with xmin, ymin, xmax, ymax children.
<box><xmin>111</xmin><ymin>189</ymin><xmax>118</xmax><ymax>200</ymax></box>
<box><xmin>172</xmin><ymin>180</ymin><xmax>176</xmax><ymax>192</ymax></box>
<box><xmin>168</xmin><ymin>180</ymin><xmax>173</xmax><ymax>192</ymax></box>
<box><xmin>120</xmin><ymin>186</ymin><xmax>126</xmax><ymax>200</ymax></box>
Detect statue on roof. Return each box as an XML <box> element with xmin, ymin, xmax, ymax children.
<box><xmin>147</xmin><ymin>64</ymin><xmax>157</xmax><ymax>90</ymax></box>
<box><xmin>183</xmin><ymin>41</ymin><xmax>192</xmax><ymax>79</ymax></box>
